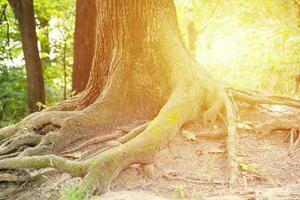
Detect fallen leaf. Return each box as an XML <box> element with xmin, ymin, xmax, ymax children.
<box><xmin>236</xmin><ymin>156</ymin><xmax>258</xmax><ymax>174</ymax></box>
<box><xmin>239</xmin><ymin>162</ymin><xmax>257</xmax><ymax>174</ymax></box>
<box><xmin>195</xmin><ymin>148</ymin><xmax>203</xmax><ymax>156</ymax></box>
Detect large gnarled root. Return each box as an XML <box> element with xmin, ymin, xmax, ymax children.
<box><xmin>0</xmin><ymin>134</ymin><xmax>42</xmax><ymax>156</ymax></box>
<box><xmin>223</xmin><ymin>92</ymin><xmax>239</xmax><ymax>184</ymax></box>
<box><xmin>79</xmin><ymin>83</ymin><xmax>203</xmax><ymax>194</ymax></box>
<box><xmin>0</xmin><ymin>155</ymin><xmax>85</xmax><ymax>177</ymax></box>
<box><xmin>255</xmin><ymin>119</ymin><xmax>300</xmax><ymax>155</ymax></box>
<box><xmin>0</xmin><ymin>101</ymin><xmax>128</xmax><ymax>158</ymax></box>
<box><xmin>2</xmin><ymin>84</ymin><xmax>300</xmax><ymax>198</ymax></box>
<box><xmin>0</xmin><ymin>111</ymin><xmax>78</xmax><ymax>159</ymax></box>
<box><xmin>0</xmin><ymin>83</ymin><xmax>203</xmax><ymax>196</ymax></box>
<box><xmin>256</xmin><ymin>118</ymin><xmax>300</xmax><ymax>136</ymax></box>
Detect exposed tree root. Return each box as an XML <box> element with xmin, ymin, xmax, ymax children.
<box><xmin>289</xmin><ymin>133</ymin><xmax>300</xmax><ymax>155</ymax></box>
<box><xmin>62</xmin><ymin>131</ymin><xmax>123</xmax><ymax>155</ymax></box>
<box><xmin>1</xmin><ymin>81</ymin><xmax>300</xmax><ymax>199</ymax></box>
<box><xmin>63</xmin><ymin>122</ymin><xmax>150</xmax><ymax>156</ymax></box>
<box><xmin>0</xmin><ymin>182</ymin><xmax>21</xmax><ymax>199</ymax></box>
<box><xmin>0</xmin><ymin>84</ymin><xmax>203</xmax><ymax>195</ymax></box>
<box><xmin>255</xmin><ymin>119</ymin><xmax>300</xmax><ymax>137</ymax></box>
<box><xmin>0</xmin><ymin>134</ymin><xmax>42</xmax><ymax>156</ymax></box>
<box><xmin>117</xmin><ymin>122</ymin><xmax>150</xmax><ymax>144</ymax></box>
<box><xmin>254</xmin><ymin>118</ymin><xmax>300</xmax><ymax>157</ymax></box>
<box><xmin>0</xmin><ymin>155</ymin><xmax>85</xmax><ymax>177</ymax></box>
<box><xmin>229</xmin><ymin>87</ymin><xmax>300</xmax><ymax>108</ymax></box>
<box><xmin>80</xmin><ymin>122</ymin><xmax>150</xmax><ymax>160</ymax></box>
<box><xmin>194</xmin><ymin>129</ymin><xmax>226</xmax><ymax>139</ymax></box>
<box><xmin>163</xmin><ymin>171</ymin><xmax>223</xmax><ymax>185</ymax></box>
<box><xmin>0</xmin><ymin>169</ymin><xmax>31</xmax><ymax>182</ymax></box>
<box><xmin>0</xmin><ymin>152</ymin><xmax>20</xmax><ymax>160</ymax></box>
<box><xmin>223</xmin><ymin>91</ymin><xmax>239</xmax><ymax>184</ymax></box>
<box><xmin>0</xmin><ymin>100</ymin><xmax>133</xmax><ymax>159</ymax></box>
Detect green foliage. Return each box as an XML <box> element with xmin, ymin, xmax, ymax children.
<box><xmin>172</xmin><ymin>184</ymin><xmax>188</xmax><ymax>200</ymax></box>
<box><xmin>0</xmin><ymin>66</ymin><xmax>27</xmax><ymax>127</ymax></box>
<box><xmin>0</xmin><ymin>1</ymin><xmax>22</xmax><ymax>63</ymax></box>
<box><xmin>44</xmin><ymin>65</ymin><xmax>72</xmax><ymax>105</ymax></box>
<box><xmin>60</xmin><ymin>186</ymin><xmax>90</xmax><ymax>200</ymax></box>
<box><xmin>176</xmin><ymin>0</ymin><xmax>300</xmax><ymax>96</ymax></box>
<box><xmin>172</xmin><ymin>184</ymin><xmax>199</xmax><ymax>200</ymax></box>
<box><xmin>0</xmin><ymin>0</ymin><xmax>75</xmax><ymax>126</ymax></box>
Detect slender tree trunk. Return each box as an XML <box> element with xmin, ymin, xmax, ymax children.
<box><xmin>8</xmin><ymin>0</ymin><xmax>45</xmax><ymax>113</ymax></box>
<box><xmin>72</xmin><ymin>0</ymin><xmax>97</xmax><ymax>94</ymax></box>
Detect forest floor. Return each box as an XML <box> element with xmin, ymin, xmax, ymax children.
<box><xmin>3</xmin><ymin>103</ymin><xmax>300</xmax><ymax>200</ymax></box>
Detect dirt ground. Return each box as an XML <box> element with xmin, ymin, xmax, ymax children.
<box><xmin>2</xmin><ymin>104</ymin><xmax>300</xmax><ymax>200</ymax></box>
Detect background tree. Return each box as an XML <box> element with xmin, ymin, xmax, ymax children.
<box><xmin>0</xmin><ymin>0</ymin><xmax>75</xmax><ymax>126</ymax></box>
<box><xmin>8</xmin><ymin>0</ymin><xmax>45</xmax><ymax>113</ymax></box>
<box><xmin>72</xmin><ymin>0</ymin><xmax>96</xmax><ymax>94</ymax></box>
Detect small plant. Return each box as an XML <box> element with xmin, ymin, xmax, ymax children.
<box><xmin>36</xmin><ymin>101</ymin><xmax>47</xmax><ymax>110</ymax></box>
<box><xmin>172</xmin><ymin>184</ymin><xmax>188</xmax><ymax>200</ymax></box>
<box><xmin>60</xmin><ymin>186</ymin><xmax>90</xmax><ymax>200</ymax></box>
<box><xmin>236</xmin><ymin>157</ymin><xmax>258</xmax><ymax>174</ymax></box>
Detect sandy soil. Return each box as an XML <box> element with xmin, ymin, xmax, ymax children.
<box><xmin>2</xmin><ymin>105</ymin><xmax>300</xmax><ymax>200</ymax></box>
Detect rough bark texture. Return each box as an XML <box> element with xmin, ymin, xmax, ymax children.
<box><xmin>188</xmin><ymin>22</ymin><xmax>198</xmax><ymax>56</ymax></box>
<box><xmin>72</xmin><ymin>0</ymin><xmax>97</xmax><ymax>94</ymax></box>
<box><xmin>1</xmin><ymin>0</ymin><xmax>300</xmax><ymax>199</ymax></box>
<box><xmin>8</xmin><ymin>0</ymin><xmax>45</xmax><ymax>113</ymax></box>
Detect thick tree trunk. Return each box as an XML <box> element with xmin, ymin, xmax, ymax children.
<box><xmin>0</xmin><ymin>0</ymin><xmax>232</xmax><ymax>195</ymax></box>
<box><xmin>8</xmin><ymin>0</ymin><xmax>45</xmax><ymax>113</ymax></box>
<box><xmin>72</xmin><ymin>0</ymin><xmax>97</xmax><ymax>94</ymax></box>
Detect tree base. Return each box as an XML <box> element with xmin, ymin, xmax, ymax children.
<box><xmin>0</xmin><ymin>80</ymin><xmax>300</xmax><ymax>199</ymax></box>
<box><xmin>1</xmin><ymin>105</ymin><xmax>300</xmax><ymax>200</ymax></box>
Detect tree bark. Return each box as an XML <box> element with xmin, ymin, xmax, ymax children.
<box><xmin>72</xmin><ymin>0</ymin><xmax>97</xmax><ymax>94</ymax></box>
<box><xmin>8</xmin><ymin>0</ymin><xmax>45</xmax><ymax>113</ymax></box>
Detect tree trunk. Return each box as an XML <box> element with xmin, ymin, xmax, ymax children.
<box><xmin>0</xmin><ymin>0</ymin><xmax>238</xmax><ymax>195</ymax></box>
<box><xmin>8</xmin><ymin>0</ymin><xmax>45</xmax><ymax>113</ymax></box>
<box><xmin>72</xmin><ymin>0</ymin><xmax>97</xmax><ymax>94</ymax></box>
